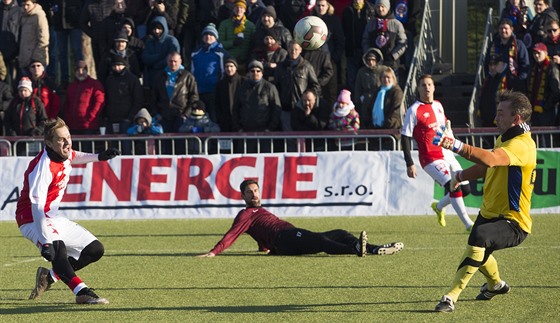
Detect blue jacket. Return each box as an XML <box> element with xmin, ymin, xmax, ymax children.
<box><xmin>142</xmin><ymin>16</ymin><xmax>180</xmax><ymax>88</ymax></box>
<box><xmin>191</xmin><ymin>42</ymin><xmax>228</xmax><ymax>94</ymax></box>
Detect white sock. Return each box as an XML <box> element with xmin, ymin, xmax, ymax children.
<box><xmin>73</xmin><ymin>283</ymin><xmax>88</xmax><ymax>295</ymax></box>
<box><xmin>437</xmin><ymin>194</ymin><xmax>451</xmax><ymax>210</ymax></box>
<box><xmin>450</xmin><ymin>197</ymin><xmax>474</xmax><ymax>228</ymax></box>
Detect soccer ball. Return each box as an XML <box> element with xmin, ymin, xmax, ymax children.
<box><xmin>293</xmin><ymin>16</ymin><xmax>329</xmax><ymax>51</ymax></box>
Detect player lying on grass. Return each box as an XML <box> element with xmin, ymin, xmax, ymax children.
<box><xmin>432</xmin><ymin>91</ymin><xmax>536</xmax><ymax>313</ymax></box>
<box><xmin>198</xmin><ymin>179</ymin><xmax>403</xmax><ymax>257</ymax></box>
<box><xmin>16</xmin><ymin>118</ymin><xmax>120</xmax><ymax>304</ymax></box>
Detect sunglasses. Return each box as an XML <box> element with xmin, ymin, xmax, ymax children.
<box><xmin>547</xmin><ymin>28</ymin><xmax>559</xmax><ymax>33</ymax></box>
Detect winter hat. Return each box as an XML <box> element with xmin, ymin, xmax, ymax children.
<box><xmin>337</xmin><ymin>89</ymin><xmax>352</xmax><ymax>104</ymax></box>
<box><xmin>533</xmin><ymin>42</ymin><xmax>548</xmax><ymax>53</ymax></box>
<box><xmin>28</xmin><ymin>58</ymin><xmax>44</xmax><ymax>69</ymax></box>
<box><xmin>18</xmin><ymin>77</ymin><xmax>33</xmax><ymax>92</ymax></box>
<box><xmin>111</xmin><ymin>55</ymin><xmax>128</xmax><ymax>66</ymax></box>
<box><xmin>225</xmin><ymin>57</ymin><xmax>238</xmax><ymax>69</ymax></box>
<box><xmin>264</xmin><ymin>28</ymin><xmax>279</xmax><ymax>41</ymax></box>
<box><xmin>202</xmin><ymin>23</ymin><xmax>219</xmax><ymax>39</ymax></box>
<box><xmin>248</xmin><ymin>60</ymin><xmax>264</xmax><ymax>71</ymax></box>
<box><xmin>134</xmin><ymin>108</ymin><xmax>152</xmax><ymax>127</ymax></box>
<box><xmin>262</xmin><ymin>5</ymin><xmax>277</xmax><ymax>20</ymax></box>
<box><xmin>376</xmin><ymin>0</ymin><xmax>390</xmax><ymax>8</ymax></box>
<box><xmin>192</xmin><ymin>101</ymin><xmax>206</xmax><ymax>116</ymax></box>
<box><xmin>498</xmin><ymin>18</ymin><xmax>514</xmax><ymax>28</ymax></box>
<box><xmin>233</xmin><ymin>0</ymin><xmax>247</xmax><ymax>10</ymax></box>
<box><xmin>114</xmin><ymin>30</ymin><xmax>129</xmax><ymax>42</ymax></box>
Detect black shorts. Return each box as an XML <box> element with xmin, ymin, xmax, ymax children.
<box><xmin>468</xmin><ymin>213</ymin><xmax>528</xmax><ymax>253</ymax></box>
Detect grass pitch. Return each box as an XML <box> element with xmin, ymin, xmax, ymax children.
<box><xmin>1</xmin><ymin>214</ymin><xmax>559</xmax><ymax>322</ymax></box>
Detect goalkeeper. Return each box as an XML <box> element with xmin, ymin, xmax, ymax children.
<box><xmin>432</xmin><ymin>91</ymin><xmax>537</xmax><ymax>312</ymax></box>
<box><xmin>401</xmin><ymin>74</ymin><xmax>474</xmax><ymax>230</ymax></box>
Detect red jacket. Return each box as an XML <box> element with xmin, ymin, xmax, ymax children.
<box><xmin>62</xmin><ymin>76</ymin><xmax>105</xmax><ymax>130</ymax></box>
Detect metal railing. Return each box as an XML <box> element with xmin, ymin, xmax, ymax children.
<box><xmin>402</xmin><ymin>0</ymin><xmax>436</xmax><ymax>111</ymax></box>
<box><xmin>2</xmin><ymin>127</ymin><xmax>558</xmax><ymax>157</ymax></box>
<box><xmin>468</xmin><ymin>7</ymin><xmax>495</xmax><ymax>127</ymax></box>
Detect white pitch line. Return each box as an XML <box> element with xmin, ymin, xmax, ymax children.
<box><xmin>3</xmin><ymin>258</ymin><xmax>43</xmax><ymax>267</ymax></box>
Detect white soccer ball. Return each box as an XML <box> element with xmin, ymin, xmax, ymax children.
<box><xmin>293</xmin><ymin>16</ymin><xmax>329</xmax><ymax>51</ymax></box>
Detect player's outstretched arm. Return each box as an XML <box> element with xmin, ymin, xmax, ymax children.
<box><xmin>98</xmin><ymin>148</ymin><xmax>121</xmax><ymax>161</ymax></box>
<box><xmin>432</xmin><ymin>121</ymin><xmax>510</xmax><ymax>167</ymax></box>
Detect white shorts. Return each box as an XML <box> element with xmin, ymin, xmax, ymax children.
<box><xmin>423</xmin><ymin>153</ymin><xmax>468</xmax><ymax>187</ymax></box>
<box><xmin>19</xmin><ymin>217</ymin><xmax>97</xmax><ymax>260</ymax></box>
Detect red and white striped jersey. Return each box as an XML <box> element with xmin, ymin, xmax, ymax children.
<box><xmin>401</xmin><ymin>100</ymin><xmax>448</xmax><ymax>168</ymax></box>
<box><xmin>16</xmin><ymin>149</ymin><xmax>98</xmax><ymax>229</ymax></box>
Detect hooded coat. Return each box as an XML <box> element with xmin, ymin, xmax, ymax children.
<box><xmin>19</xmin><ymin>3</ymin><xmax>49</xmax><ymax>68</ymax></box>
<box><xmin>142</xmin><ymin>16</ymin><xmax>180</xmax><ymax>88</ymax></box>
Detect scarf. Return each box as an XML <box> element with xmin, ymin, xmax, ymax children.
<box><xmin>233</xmin><ymin>15</ymin><xmax>247</xmax><ymax>35</ymax></box>
<box><xmin>372</xmin><ymin>84</ymin><xmax>392</xmax><ymax>127</ymax></box>
<box><xmin>333</xmin><ymin>102</ymin><xmax>355</xmax><ymax>117</ymax></box>
<box><xmin>165</xmin><ymin>65</ymin><xmax>185</xmax><ymax>98</ymax></box>
<box><xmin>507</xmin><ymin>38</ymin><xmax>518</xmax><ymax>76</ymax></box>
<box><xmin>528</xmin><ymin>56</ymin><xmax>550</xmax><ymax>112</ymax></box>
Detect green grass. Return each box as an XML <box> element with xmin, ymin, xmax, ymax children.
<box><xmin>1</xmin><ymin>214</ymin><xmax>559</xmax><ymax>322</ymax></box>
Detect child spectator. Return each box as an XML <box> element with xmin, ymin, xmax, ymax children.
<box><xmin>127</xmin><ymin>107</ymin><xmax>164</xmax><ymax>135</ymax></box>
<box><xmin>328</xmin><ymin>89</ymin><xmax>360</xmax><ymax>149</ymax></box>
<box><xmin>178</xmin><ymin>101</ymin><xmax>220</xmax><ymax>154</ymax></box>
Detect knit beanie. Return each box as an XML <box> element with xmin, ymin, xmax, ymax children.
<box><xmin>376</xmin><ymin>0</ymin><xmax>390</xmax><ymax>9</ymax></box>
<box><xmin>263</xmin><ymin>5</ymin><xmax>277</xmax><ymax>20</ymax></box>
<box><xmin>233</xmin><ymin>0</ymin><xmax>247</xmax><ymax>9</ymax></box>
<box><xmin>18</xmin><ymin>77</ymin><xmax>33</xmax><ymax>92</ymax></box>
<box><xmin>337</xmin><ymin>89</ymin><xmax>352</xmax><ymax>104</ymax></box>
<box><xmin>202</xmin><ymin>23</ymin><xmax>219</xmax><ymax>39</ymax></box>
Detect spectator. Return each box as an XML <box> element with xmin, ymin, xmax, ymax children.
<box><xmin>4</xmin><ymin>77</ymin><xmax>48</xmax><ymax>137</ymax></box>
<box><xmin>361</xmin><ymin>0</ymin><xmax>407</xmax><ymax>73</ymax></box>
<box><xmin>142</xmin><ymin>0</ymin><xmax>178</xmax><ymax>37</ymax></box>
<box><xmin>123</xmin><ymin>0</ymin><xmax>151</xmax><ymax>39</ymax></box>
<box><xmin>478</xmin><ymin>55</ymin><xmax>512</xmax><ymax>127</ymax></box>
<box><xmin>152</xmin><ymin>51</ymin><xmax>199</xmax><ymax>134</ymax></box>
<box><xmin>252</xmin><ymin>5</ymin><xmax>292</xmax><ymax>50</ymax></box>
<box><xmin>301</xmin><ymin>45</ymin><xmax>336</xmax><ymax>111</ymax></box>
<box><xmin>275</xmin><ymin>40</ymin><xmax>320</xmax><ymax>131</ymax></box>
<box><xmin>246</xmin><ymin>0</ymin><xmax>265</xmax><ymax>24</ymax></box>
<box><xmin>52</xmin><ymin>0</ymin><xmax>83</xmax><ymax>90</ymax></box>
<box><xmin>103</xmin><ymin>55</ymin><xmax>143</xmax><ymax>138</ymax></box>
<box><xmin>500</xmin><ymin>0</ymin><xmax>529</xmax><ymax>42</ymax></box>
<box><xmin>19</xmin><ymin>0</ymin><xmax>49</xmax><ymax>74</ymax></box>
<box><xmin>98</xmin><ymin>30</ymin><xmax>142</xmax><ymax>85</ymax></box>
<box><xmin>0</xmin><ymin>76</ymin><xmax>13</xmax><ymax>136</ymax></box>
<box><xmin>544</xmin><ymin>19</ymin><xmax>560</xmax><ymax>59</ymax></box>
<box><xmin>61</xmin><ymin>60</ymin><xmax>105</xmax><ymax>137</ymax></box>
<box><xmin>217</xmin><ymin>0</ymin><xmax>235</xmax><ymax>24</ymax></box>
<box><xmin>81</xmin><ymin>0</ymin><xmax>115</xmax><ymax>75</ymax></box>
<box><xmin>311</xmin><ymin>0</ymin><xmax>345</xmax><ymax>85</ymax></box>
<box><xmin>102</xmin><ymin>0</ymin><xmax>129</xmax><ymax>52</ymax></box>
<box><xmin>121</xmin><ymin>17</ymin><xmax>145</xmax><ymax>55</ymax></box>
<box><xmin>291</xmin><ymin>89</ymin><xmax>330</xmax><ymax>151</ymax></box>
<box><xmin>353</xmin><ymin>48</ymin><xmax>383</xmax><ymax>119</ymax></box>
<box><xmin>528</xmin><ymin>0</ymin><xmax>558</xmax><ymax>47</ymax></box>
<box><xmin>276</xmin><ymin>0</ymin><xmax>308</xmax><ymax>32</ymax></box>
<box><xmin>218</xmin><ymin>0</ymin><xmax>256</xmax><ymax>73</ymax></box>
<box><xmin>0</xmin><ymin>51</ymin><xmax>7</xmax><ymax>81</ymax></box>
<box><xmin>527</xmin><ymin>42</ymin><xmax>560</xmax><ymax>146</ymax></box>
<box><xmin>215</xmin><ymin>57</ymin><xmax>244</xmax><ymax>132</ymax></box>
<box><xmin>0</xmin><ymin>0</ymin><xmax>22</xmax><ymax>87</ymax></box>
<box><xmin>28</xmin><ymin>59</ymin><xmax>61</xmax><ymax>119</ymax></box>
<box><xmin>328</xmin><ymin>89</ymin><xmax>360</xmax><ymax>149</ymax></box>
<box><xmin>191</xmin><ymin>23</ymin><xmax>229</xmax><ymax>122</ymax></box>
<box><xmin>363</xmin><ymin>65</ymin><xmax>403</xmax><ymax>130</ymax></box>
<box><xmin>342</xmin><ymin>0</ymin><xmax>375</xmax><ymax>92</ymax></box>
<box><xmin>250</xmin><ymin>28</ymin><xmax>287</xmax><ymax>82</ymax></box>
<box><xmin>142</xmin><ymin>16</ymin><xmax>180</xmax><ymax>89</ymax></box>
<box><xmin>232</xmin><ymin>60</ymin><xmax>281</xmax><ymax>153</ymax></box>
<box><xmin>486</xmin><ymin>18</ymin><xmax>530</xmax><ymax>93</ymax></box>
<box><xmin>178</xmin><ymin>100</ymin><xmax>220</xmax><ymax>154</ymax></box>
<box><xmin>126</xmin><ymin>107</ymin><xmax>163</xmax><ymax>135</ymax></box>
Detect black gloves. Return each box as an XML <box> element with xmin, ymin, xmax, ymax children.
<box><xmin>233</xmin><ymin>37</ymin><xmax>244</xmax><ymax>46</ymax></box>
<box><xmin>41</xmin><ymin>243</ymin><xmax>55</xmax><ymax>261</ymax></box>
<box><xmin>98</xmin><ymin>148</ymin><xmax>121</xmax><ymax>161</ymax></box>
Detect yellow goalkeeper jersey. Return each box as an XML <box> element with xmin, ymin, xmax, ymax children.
<box><xmin>480</xmin><ymin>131</ymin><xmax>537</xmax><ymax>233</ymax></box>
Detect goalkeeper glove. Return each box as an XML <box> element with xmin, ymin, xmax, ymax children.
<box><xmin>450</xmin><ymin>170</ymin><xmax>462</xmax><ymax>192</ymax></box>
<box><xmin>41</xmin><ymin>243</ymin><xmax>55</xmax><ymax>262</ymax></box>
<box><xmin>98</xmin><ymin>148</ymin><xmax>121</xmax><ymax>161</ymax></box>
<box><xmin>432</xmin><ymin>120</ymin><xmax>464</xmax><ymax>153</ymax></box>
